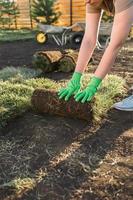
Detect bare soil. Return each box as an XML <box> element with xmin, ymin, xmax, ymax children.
<box><xmin>0</xmin><ymin>39</ymin><xmax>132</xmax><ymax>200</ymax></box>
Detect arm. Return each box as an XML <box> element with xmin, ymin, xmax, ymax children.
<box><xmin>75</xmin><ymin>6</ymin><xmax>133</xmax><ymax>103</ymax></box>
<box><xmin>58</xmin><ymin>5</ymin><xmax>102</xmax><ymax>101</ymax></box>
<box><xmin>94</xmin><ymin>5</ymin><xmax>133</xmax><ymax>79</ymax></box>
<box><xmin>75</xmin><ymin>6</ymin><xmax>102</xmax><ymax>73</ymax></box>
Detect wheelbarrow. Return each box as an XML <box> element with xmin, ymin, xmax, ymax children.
<box><xmin>36</xmin><ymin>22</ymin><xmax>85</xmax><ymax>48</ymax></box>
<box><xmin>36</xmin><ymin>22</ymin><xmax>112</xmax><ymax>50</ymax></box>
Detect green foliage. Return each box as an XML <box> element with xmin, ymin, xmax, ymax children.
<box><xmin>0</xmin><ymin>0</ymin><xmax>19</xmax><ymax>27</ymax></box>
<box><xmin>31</xmin><ymin>0</ymin><xmax>61</xmax><ymax>24</ymax></box>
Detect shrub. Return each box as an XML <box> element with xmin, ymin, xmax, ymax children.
<box><xmin>31</xmin><ymin>0</ymin><xmax>61</xmax><ymax>24</ymax></box>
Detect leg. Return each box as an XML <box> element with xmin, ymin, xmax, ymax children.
<box><xmin>94</xmin><ymin>5</ymin><xmax>133</xmax><ymax>78</ymax></box>
<box><xmin>74</xmin><ymin>5</ymin><xmax>133</xmax><ymax>103</ymax></box>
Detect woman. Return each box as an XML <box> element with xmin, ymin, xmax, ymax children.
<box><xmin>58</xmin><ymin>0</ymin><xmax>133</xmax><ymax>103</ymax></box>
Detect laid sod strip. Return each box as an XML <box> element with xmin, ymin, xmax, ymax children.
<box><xmin>0</xmin><ymin>74</ymin><xmax>126</xmax><ymax>129</ymax></box>
<box><xmin>31</xmin><ymin>89</ymin><xmax>93</xmax><ymax>122</ymax></box>
<box><xmin>81</xmin><ymin>74</ymin><xmax>127</xmax><ymax>122</ymax></box>
<box><xmin>0</xmin><ymin>82</ymin><xmax>34</xmax><ymax>128</ymax></box>
<box><xmin>32</xmin><ymin>51</ymin><xmax>62</xmax><ymax>72</ymax></box>
<box><xmin>0</xmin><ymin>78</ymin><xmax>58</xmax><ymax>128</ymax></box>
<box><xmin>0</xmin><ymin>67</ymin><xmax>42</xmax><ymax>81</ymax></box>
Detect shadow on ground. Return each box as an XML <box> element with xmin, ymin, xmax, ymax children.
<box><xmin>0</xmin><ymin>109</ymin><xmax>132</xmax><ymax>200</ymax></box>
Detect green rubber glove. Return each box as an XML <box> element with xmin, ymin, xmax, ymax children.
<box><xmin>74</xmin><ymin>76</ymin><xmax>102</xmax><ymax>103</ymax></box>
<box><xmin>58</xmin><ymin>71</ymin><xmax>82</xmax><ymax>101</ymax></box>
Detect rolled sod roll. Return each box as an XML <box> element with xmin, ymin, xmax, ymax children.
<box><xmin>58</xmin><ymin>51</ymin><xmax>94</xmax><ymax>72</ymax></box>
<box><xmin>32</xmin><ymin>51</ymin><xmax>62</xmax><ymax>72</ymax></box>
<box><xmin>31</xmin><ymin>89</ymin><xmax>92</xmax><ymax>122</ymax></box>
<box><xmin>58</xmin><ymin>52</ymin><xmax>78</xmax><ymax>72</ymax></box>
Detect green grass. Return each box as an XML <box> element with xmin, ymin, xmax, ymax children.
<box><xmin>0</xmin><ymin>66</ymin><xmax>42</xmax><ymax>81</ymax></box>
<box><xmin>0</xmin><ymin>29</ymin><xmax>37</xmax><ymax>42</ymax></box>
<box><xmin>81</xmin><ymin>74</ymin><xmax>127</xmax><ymax>122</ymax></box>
<box><xmin>0</xmin><ymin>66</ymin><xmax>127</xmax><ymax>129</ymax></box>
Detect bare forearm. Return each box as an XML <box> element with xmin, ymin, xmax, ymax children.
<box><xmin>75</xmin><ymin>36</ymin><xmax>96</xmax><ymax>73</ymax></box>
<box><xmin>94</xmin><ymin>45</ymin><xmax>119</xmax><ymax>78</ymax></box>
<box><xmin>94</xmin><ymin>6</ymin><xmax>133</xmax><ymax>79</ymax></box>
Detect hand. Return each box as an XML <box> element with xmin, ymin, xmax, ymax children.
<box><xmin>74</xmin><ymin>76</ymin><xmax>102</xmax><ymax>103</ymax></box>
<box><xmin>58</xmin><ymin>72</ymin><xmax>82</xmax><ymax>101</ymax></box>
<box><xmin>74</xmin><ymin>85</ymin><xmax>97</xmax><ymax>103</ymax></box>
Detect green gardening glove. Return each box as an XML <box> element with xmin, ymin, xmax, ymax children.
<box><xmin>58</xmin><ymin>71</ymin><xmax>82</xmax><ymax>101</ymax></box>
<box><xmin>74</xmin><ymin>76</ymin><xmax>102</xmax><ymax>103</ymax></box>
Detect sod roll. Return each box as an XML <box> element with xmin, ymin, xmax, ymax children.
<box><xmin>31</xmin><ymin>89</ymin><xmax>92</xmax><ymax>122</ymax></box>
<box><xmin>58</xmin><ymin>52</ymin><xmax>78</xmax><ymax>72</ymax></box>
<box><xmin>32</xmin><ymin>51</ymin><xmax>62</xmax><ymax>72</ymax></box>
<box><xmin>58</xmin><ymin>51</ymin><xmax>94</xmax><ymax>72</ymax></box>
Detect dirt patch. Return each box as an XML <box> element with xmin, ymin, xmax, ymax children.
<box><xmin>0</xmin><ymin>110</ymin><xmax>132</xmax><ymax>200</ymax></box>
<box><xmin>0</xmin><ymin>39</ymin><xmax>133</xmax><ymax>86</ymax></box>
<box><xmin>0</xmin><ymin>39</ymin><xmax>70</xmax><ymax>69</ymax></box>
<box><xmin>0</xmin><ymin>39</ymin><xmax>132</xmax><ymax>200</ymax></box>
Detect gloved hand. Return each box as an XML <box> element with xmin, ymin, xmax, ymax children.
<box><xmin>58</xmin><ymin>71</ymin><xmax>82</xmax><ymax>101</ymax></box>
<box><xmin>74</xmin><ymin>76</ymin><xmax>102</xmax><ymax>103</ymax></box>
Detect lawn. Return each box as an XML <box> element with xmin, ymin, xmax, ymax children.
<box><xmin>0</xmin><ymin>66</ymin><xmax>126</xmax><ymax>129</ymax></box>
<box><xmin>0</xmin><ymin>29</ymin><xmax>37</xmax><ymax>42</ymax></box>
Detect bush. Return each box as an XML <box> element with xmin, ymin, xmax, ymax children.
<box><xmin>0</xmin><ymin>0</ymin><xmax>19</xmax><ymax>28</ymax></box>
<box><xmin>31</xmin><ymin>0</ymin><xmax>61</xmax><ymax>24</ymax></box>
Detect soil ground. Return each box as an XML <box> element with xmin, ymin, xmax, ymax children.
<box><xmin>0</xmin><ymin>39</ymin><xmax>132</xmax><ymax>200</ymax></box>
<box><xmin>0</xmin><ymin>39</ymin><xmax>133</xmax><ymax>86</ymax></box>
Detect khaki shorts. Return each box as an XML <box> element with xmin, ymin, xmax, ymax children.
<box><xmin>86</xmin><ymin>0</ymin><xmax>133</xmax><ymax>15</ymax></box>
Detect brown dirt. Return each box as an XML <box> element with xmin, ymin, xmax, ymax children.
<box><xmin>0</xmin><ymin>39</ymin><xmax>132</xmax><ymax>200</ymax></box>
<box><xmin>0</xmin><ymin>40</ymin><xmax>70</xmax><ymax>69</ymax></box>
<box><xmin>0</xmin><ymin>110</ymin><xmax>132</xmax><ymax>200</ymax></box>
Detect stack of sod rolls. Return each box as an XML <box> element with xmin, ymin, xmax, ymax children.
<box><xmin>32</xmin><ymin>50</ymin><xmax>94</xmax><ymax>73</ymax></box>
<box><xmin>32</xmin><ymin>51</ymin><xmax>62</xmax><ymax>72</ymax></box>
<box><xmin>58</xmin><ymin>50</ymin><xmax>78</xmax><ymax>72</ymax></box>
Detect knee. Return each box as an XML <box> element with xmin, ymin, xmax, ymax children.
<box><xmin>83</xmin><ymin>34</ymin><xmax>97</xmax><ymax>48</ymax></box>
<box><xmin>108</xmin><ymin>39</ymin><xmax>124</xmax><ymax>52</ymax></box>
